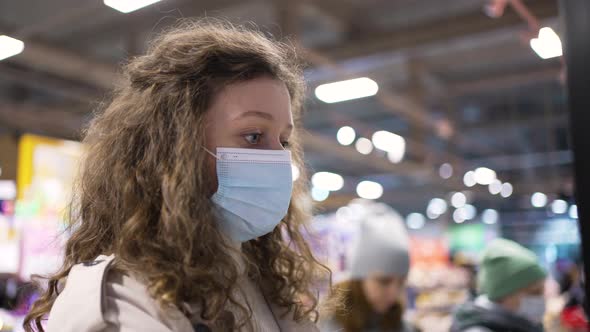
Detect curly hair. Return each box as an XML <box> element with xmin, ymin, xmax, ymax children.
<box><xmin>324</xmin><ymin>281</ymin><xmax>404</xmax><ymax>332</ymax></box>
<box><xmin>24</xmin><ymin>19</ymin><xmax>328</xmax><ymax>331</ymax></box>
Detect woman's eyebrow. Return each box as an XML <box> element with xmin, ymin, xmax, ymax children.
<box><xmin>236</xmin><ymin>110</ymin><xmax>274</xmax><ymax>121</ymax></box>
<box><xmin>236</xmin><ymin>110</ymin><xmax>294</xmax><ymax>130</ymax></box>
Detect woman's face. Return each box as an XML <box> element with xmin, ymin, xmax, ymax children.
<box><xmin>204</xmin><ymin>76</ymin><xmax>294</xmax><ymax>191</ymax></box>
<box><xmin>362</xmin><ymin>274</ymin><xmax>406</xmax><ymax>314</ymax></box>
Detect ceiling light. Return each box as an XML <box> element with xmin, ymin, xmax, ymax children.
<box><xmin>463</xmin><ymin>171</ymin><xmax>476</xmax><ymax>187</ymax></box>
<box><xmin>311</xmin><ymin>172</ymin><xmax>344</xmax><ymax>191</ymax></box>
<box><xmin>531</xmin><ymin>192</ymin><xmax>548</xmax><ymax>208</ymax></box>
<box><xmin>0</xmin><ymin>35</ymin><xmax>25</xmax><ymax>61</ymax></box>
<box><xmin>103</xmin><ymin>0</ymin><xmax>163</xmax><ymax>13</ymax></box>
<box><xmin>356</xmin><ymin>181</ymin><xmax>383</xmax><ymax>200</ymax></box>
<box><xmin>0</xmin><ymin>180</ymin><xmax>16</xmax><ymax>200</ymax></box>
<box><xmin>482</xmin><ymin>209</ymin><xmax>499</xmax><ymax>225</ymax></box>
<box><xmin>372</xmin><ymin>131</ymin><xmax>406</xmax><ymax>163</ymax></box>
<box><xmin>551</xmin><ymin>199</ymin><xmax>568</xmax><ymax>214</ymax></box>
<box><xmin>355</xmin><ymin>137</ymin><xmax>373</xmax><ymax>155</ymax></box>
<box><xmin>291</xmin><ymin>164</ymin><xmax>300</xmax><ymax>182</ymax></box>
<box><xmin>315</xmin><ymin>77</ymin><xmax>379</xmax><ymax>103</ymax></box>
<box><xmin>439</xmin><ymin>163</ymin><xmax>453</xmax><ymax>179</ymax></box>
<box><xmin>311</xmin><ymin>187</ymin><xmax>330</xmax><ymax>202</ymax></box>
<box><xmin>488</xmin><ymin>180</ymin><xmax>502</xmax><ymax>195</ymax></box>
<box><xmin>500</xmin><ymin>182</ymin><xmax>513</xmax><ymax>198</ymax></box>
<box><xmin>336</xmin><ymin>126</ymin><xmax>356</xmax><ymax>146</ymax></box>
<box><xmin>426</xmin><ymin>209</ymin><xmax>440</xmax><ymax>220</ymax></box>
<box><xmin>530</xmin><ymin>27</ymin><xmax>563</xmax><ymax>59</ymax></box>
<box><xmin>474</xmin><ymin>167</ymin><xmax>497</xmax><ymax>185</ymax></box>
<box><xmin>428</xmin><ymin>198</ymin><xmax>448</xmax><ymax>216</ymax></box>
<box><xmin>569</xmin><ymin>204</ymin><xmax>578</xmax><ymax>219</ymax></box>
<box><xmin>407</xmin><ymin>213</ymin><xmax>425</xmax><ymax>229</ymax></box>
<box><xmin>463</xmin><ymin>204</ymin><xmax>477</xmax><ymax>220</ymax></box>
<box><xmin>451</xmin><ymin>192</ymin><xmax>467</xmax><ymax>208</ymax></box>
<box><xmin>453</xmin><ymin>209</ymin><xmax>466</xmax><ymax>224</ymax></box>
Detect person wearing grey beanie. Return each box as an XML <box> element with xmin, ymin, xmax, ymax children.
<box><xmin>321</xmin><ymin>203</ymin><xmax>418</xmax><ymax>332</ymax></box>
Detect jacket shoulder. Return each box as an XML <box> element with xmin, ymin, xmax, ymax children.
<box><xmin>46</xmin><ymin>255</ymin><xmax>196</xmax><ymax>332</ymax></box>
<box><xmin>46</xmin><ymin>255</ymin><xmax>116</xmax><ymax>332</ymax></box>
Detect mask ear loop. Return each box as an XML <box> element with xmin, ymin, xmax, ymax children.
<box><xmin>203</xmin><ymin>146</ymin><xmax>220</xmax><ymax>160</ymax></box>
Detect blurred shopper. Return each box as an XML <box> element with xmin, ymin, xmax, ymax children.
<box><xmin>558</xmin><ymin>262</ymin><xmax>588</xmax><ymax>331</ymax></box>
<box><xmin>451</xmin><ymin>238</ymin><xmax>547</xmax><ymax>332</ymax></box>
<box><xmin>321</xmin><ymin>212</ymin><xmax>418</xmax><ymax>332</ymax></box>
<box><xmin>23</xmin><ymin>19</ymin><xmax>326</xmax><ymax>332</ymax></box>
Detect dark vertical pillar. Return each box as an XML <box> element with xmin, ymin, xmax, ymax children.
<box><xmin>560</xmin><ymin>0</ymin><xmax>590</xmax><ymax>317</ymax></box>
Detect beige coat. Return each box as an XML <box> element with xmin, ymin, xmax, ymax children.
<box><xmin>46</xmin><ymin>255</ymin><xmax>318</xmax><ymax>332</ymax></box>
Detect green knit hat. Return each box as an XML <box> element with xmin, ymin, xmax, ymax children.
<box><xmin>477</xmin><ymin>238</ymin><xmax>547</xmax><ymax>301</ymax></box>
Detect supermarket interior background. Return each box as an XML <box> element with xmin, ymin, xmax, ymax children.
<box><xmin>0</xmin><ymin>0</ymin><xmax>588</xmax><ymax>331</ymax></box>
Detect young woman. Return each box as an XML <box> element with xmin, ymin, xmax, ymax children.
<box><xmin>24</xmin><ymin>20</ymin><xmax>327</xmax><ymax>332</ymax></box>
<box><xmin>321</xmin><ymin>208</ymin><xmax>418</xmax><ymax>332</ymax></box>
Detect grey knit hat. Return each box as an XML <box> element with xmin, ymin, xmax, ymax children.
<box><xmin>348</xmin><ymin>203</ymin><xmax>410</xmax><ymax>279</ymax></box>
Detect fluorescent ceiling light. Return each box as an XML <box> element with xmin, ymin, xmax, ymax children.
<box><xmin>0</xmin><ymin>180</ymin><xmax>16</xmax><ymax>200</ymax></box>
<box><xmin>291</xmin><ymin>164</ymin><xmax>300</xmax><ymax>182</ymax></box>
<box><xmin>428</xmin><ymin>198</ymin><xmax>448</xmax><ymax>216</ymax></box>
<box><xmin>500</xmin><ymin>183</ymin><xmax>513</xmax><ymax>198</ymax></box>
<box><xmin>372</xmin><ymin>130</ymin><xmax>406</xmax><ymax>163</ymax></box>
<box><xmin>530</xmin><ymin>27</ymin><xmax>563</xmax><ymax>59</ymax></box>
<box><xmin>474</xmin><ymin>167</ymin><xmax>496</xmax><ymax>185</ymax></box>
<box><xmin>463</xmin><ymin>204</ymin><xmax>477</xmax><ymax>220</ymax></box>
<box><xmin>551</xmin><ymin>199</ymin><xmax>568</xmax><ymax>214</ymax></box>
<box><xmin>103</xmin><ymin>0</ymin><xmax>162</xmax><ymax>13</ymax></box>
<box><xmin>531</xmin><ymin>192</ymin><xmax>548</xmax><ymax>208</ymax></box>
<box><xmin>0</xmin><ymin>35</ymin><xmax>25</xmax><ymax>61</ymax></box>
<box><xmin>315</xmin><ymin>77</ymin><xmax>379</xmax><ymax>103</ymax></box>
<box><xmin>453</xmin><ymin>209</ymin><xmax>466</xmax><ymax>224</ymax></box>
<box><xmin>356</xmin><ymin>181</ymin><xmax>383</xmax><ymax>200</ymax></box>
<box><xmin>407</xmin><ymin>213</ymin><xmax>425</xmax><ymax>229</ymax></box>
<box><xmin>336</xmin><ymin>126</ymin><xmax>356</xmax><ymax>146</ymax></box>
<box><xmin>439</xmin><ymin>163</ymin><xmax>453</xmax><ymax>179</ymax></box>
<box><xmin>569</xmin><ymin>204</ymin><xmax>578</xmax><ymax>219</ymax></box>
<box><xmin>311</xmin><ymin>187</ymin><xmax>330</xmax><ymax>202</ymax></box>
<box><xmin>311</xmin><ymin>172</ymin><xmax>344</xmax><ymax>191</ymax></box>
<box><xmin>451</xmin><ymin>192</ymin><xmax>467</xmax><ymax>208</ymax></box>
<box><xmin>355</xmin><ymin>137</ymin><xmax>373</xmax><ymax>155</ymax></box>
<box><xmin>482</xmin><ymin>209</ymin><xmax>499</xmax><ymax>225</ymax></box>
<box><xmin>463</xmin><ymin>171</ymin><xmax>476</xmax><ymax>187</ymax></box>
<box><xmin>488</xmin><ymin>180</ymin><xmax>502</xmax><ymax>195</ymax></box>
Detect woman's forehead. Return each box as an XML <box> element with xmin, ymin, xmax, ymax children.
<box><xmin>209</xmin><ymin>77</ymin><xmax>293</xmax><ymax>123</ymax></box>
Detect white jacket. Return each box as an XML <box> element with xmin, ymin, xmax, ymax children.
<box><xmin>46</xmin><ymin>255</ymin><xmax>318</xmax><ymax>332</ymax></box>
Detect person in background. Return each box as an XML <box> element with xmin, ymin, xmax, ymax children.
<box><xmin>451</xmin><ymin>238</ymin><xmax>547</xmax><ymax>332</ymax></box>
<box><xmin>321</xmin><ymin>211</ymin><xmax>418</xmax><ymax>332</ymax></box>
<box><xmin>23</xmin><ymin>19</ymin><xmax>327</xmax><ymax>332</ymax></box>
<box><xmin>558</xmin><ymin>262</ymin><xmax>588</xmax><ymax>331</ymax></box>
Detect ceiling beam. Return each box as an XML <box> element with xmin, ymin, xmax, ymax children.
<box><xmin>317</xmin><ymin>0</ymin><xmax>557</xmax><ymax>60</ymax></box>
<box><xmin>449</xmin><ymin>66</ymin><xmax>561</xmax><ymax>96</ymax></box>
<box><xmin>0</xmin><ymin>103</ymin><xmax>86</xmax><ymax>140</ymax></box>
<box><xmin>0</xmin><ymin>64</ymin><xmax>100</xmax><ymax>104</ymax></box>
<box><xmin>6</xmin><ymin>40</ymin><xmax>120</xmax><ymax>90</ymax></box>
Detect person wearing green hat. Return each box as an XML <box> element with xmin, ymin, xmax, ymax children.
<box><xmin>451</xmin><ymin>238</ymin><xmax>548</xmax><ymax>332</ymax></box>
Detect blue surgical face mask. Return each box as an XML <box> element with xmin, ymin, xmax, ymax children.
<box><xmin>517</xmin><ymin>295</ymin><xmax>546</xmax><ymax>324</ymax></box>
<box><xmin>208</xmin><ymin>147</ymin><xmax>293</xmax><ymax>242</ymax></box>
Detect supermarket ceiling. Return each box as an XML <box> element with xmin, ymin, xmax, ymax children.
<box><xmin>0</xmin><ymin>0</ymin><xmax>569</xmax><ymax>228</ymax></box>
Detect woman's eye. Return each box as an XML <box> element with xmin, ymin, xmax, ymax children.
<box><xmin>244</xmin><ymin>133</ymin><xmax>262</xmax><ymax>145</ymax></box>
<box><xmin>281</xmin><ymin>141</ymin><xmax>290</xmax><ymax>148</ymax></box>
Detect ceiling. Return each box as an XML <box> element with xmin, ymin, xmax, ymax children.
<box><xmin>0</xmin><ymin>0</ymin><xmax>571</xmax><ymax>236</ymax></box>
